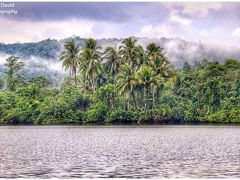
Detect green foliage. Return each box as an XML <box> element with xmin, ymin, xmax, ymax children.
<box><xmin>1</xmin><ymin>38</ymin><xmax>240</xmax><ymax>125</ymax></box>
<box><xmin>94</xmin><ymin>84</ymin><xmax>115</xmax><ymax>107</ymax></box>
<box><xmin>0</xmin><ymin>78</ymin><xmax>4</xmax><ymax>90</ymax></box>
<box><xmin>137</xmin><ymin>105</ymin><xmax>171</xmax><ymax>124</ymax></box>
<box><xmin>29</xmin><ymin>76</ymin><xmax>51</xmax><ymax>88</ymax></box>
<box><xmin>0</xmin><ymin>39</ymin><xmax>61</xmax><ymax>59</ymax></box>
<box><xmin>60</xmin><ymin>39</ymin><xmax>80</xmax><ymax>85</ymax></box>
<box><xmin>4</xmin><ymin>56</ymin><xmax>24</xmax><ymax>91</ymax></box>
<box><xmin>85</xmin><ymin>103</ymin><xmax>108</xmax><ymax>124</ymax></box>
<box><xmin>106</xmin><ymin>108</ymin><xmax>137</xmax><ymax>124</ymax></box>
<box><xmin>0</xmin><ymin>84</ymin><xmax>41</xmax><ymax>124</ymax></box>
<box><xmin>183</xmin><ymin>62</ymin><xmax>191</xmax><ymax>72</ymax></box>
<box><xmin>36</xmin><ymin>100</ymin><xmax>81</xmax><ymax>125</ymax></box>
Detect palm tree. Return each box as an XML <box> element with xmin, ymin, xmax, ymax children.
<box><xmin>79</xmin><ymin>49</ymin><xmax>102</xmax><ymax>91</ymax></box>
<box><xmin>102</xmin><ymin>46</ymin><xmax>121</xmax><ymax>108</ymax></box>
<box><xmin>116</xmin><ymin>63</ymin><xmax>136</xmax><ymax>110</ymax></box>
<box><xmin>145</xmin><ymin>43</ymin><xmax>173</xmax><ymax>77</ymax></box>
<box><xmin>135</xmin><ymin>45</ymin><xmax>146</xmax><ymax>70</ymax></box>
<box><xmin>119</xmin><ymin>37</ymin><xmax>143</xmax><ymax>71</ymax></box>
<box><xmin>103</xmin><ymin>47</ymin><xmax>120</xmax><ymax>84</ymax></box>
<box><xmin>146</xmin><ymin>43</ymin><xmax>163</xmax><ymax>57</ymax></box>
<box><xmin>135</xmin><ymin>65</ymin><xmax>155</xmax><ymax>111</ymax></box>
<box><xmin>84</xmin><ymin>38</ymin><xmax>100</xmax><ymax>51</ymax></box>
<box><xmin>148</xmin><ymin>52</ymin><xmax>173</xmax><ymax>78</ymax></box>
<box><xmin>60</xmin><ymin>39</ymin><xmax>80</xmax><ymax>85</ymax></box>
<box><xmin>78</xmin><ymin>74</ymin><xmax>91</xmax><ymax>93</ymax></box>
<box><xmin>150</xmin><ymin>75</ymin><xmax>163</xmax><ymax>109</ymax></box>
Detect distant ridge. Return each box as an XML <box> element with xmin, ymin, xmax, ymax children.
<box><xmin>1</xmin><ymin>36</ymin><xmax>240</xmax><ymax>66</ymax></box>
<box><xmin>0</xmin><ymin>36</ymin><xmax>240</xmax><ymax>83</ymax></box>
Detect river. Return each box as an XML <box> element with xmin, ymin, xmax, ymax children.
<box><xmin>0</xmin><ymin>125</ymin><xmax>240</xmax><ymax>178</ymax></box>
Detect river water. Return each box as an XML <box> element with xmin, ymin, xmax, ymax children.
<box><xmin>0</xmin><ymin>125</ymin><xmax>240</xmax><ymax>178</ymax></box>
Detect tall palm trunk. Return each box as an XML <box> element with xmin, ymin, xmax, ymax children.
<box><xmin>127</xmin><ymin>98</ymin><xmax>130</xmax><ymax>111</ymax></box>
<box><xmin>90</xmin><ymin>74</ymin><xmax>95</xmax><ymax>91</ymax></box>
<box><xmin>92</xmin><ymin>79</ymin><xmax>94</xmax><ymax>91</ymax></box>
<box><xmin>74</xmin><ymin>73</ymin><xmax>77</xmax><ymax>85</ymax></box>
<box><xmin>144</xmin><ymin>86</ymin><xmax>147</xmax><ymax>111</ymax></box>
<box><xmin>152</xmin><ymin>88</ymin><xmax>156</xmax><ymax>109</ymax></box>
<box><xmin>132</xmin><ymin>91</ymin><xmax>138</xmax><ymax>110</ymax></box>
<box><xmin>125</xmin><ymin>97</ymin><xmax>130</xmax><ymax>111</ymax></box>
<box><xmin>112</xmin><ymin>73</ymin><xmax>115</xmax><ymax>108</ymax></box>
<box><xmin>72</xmin><ymin>66</ymin><xmax>77</xmax><ymax>85</ymax></box>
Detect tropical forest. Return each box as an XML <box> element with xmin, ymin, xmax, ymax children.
<box><xmin>0</xmin><ymin>37</ymin><xmax>240</xmax><ymax>125</ymax></box>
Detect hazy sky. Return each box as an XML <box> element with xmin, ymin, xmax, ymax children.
<box><xmin>0</xmin><ymin>2</ymin><xmax>240</xmax><ymax>46</ymax></box>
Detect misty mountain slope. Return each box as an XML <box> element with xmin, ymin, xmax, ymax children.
<box><xmin>0</xmin><ymin>39</ymin><xmax>61</xmax><ymax>59</ymax></box>
<box><xmin>0</xmin><ymin>36</ymin><xmax>240</xmax><ymax>82</ymax></box>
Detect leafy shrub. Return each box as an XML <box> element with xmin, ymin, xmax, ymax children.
<box><xmin>85</xmin><ymin>103</ymin><xmax>108</xmax><ymax>124</ymax></box>
<box><xmin>106</xmin><ymin>108</ymin><xmax>137</xmax><ymax>124</ymax></box>
<box><xmin>94</xmin><ymin>83</ymin><xmax>115</xmax><ymax>108</ymax></box>
<box><xmin>205</xmin><ymin>110</ymin><xmax>228</xmax><ymax>123</ymax></box>
<box><xmin>37</xmin><ymin>99</ymin><xmax>81</xmax><ymax>125</ymax></box>
<box><xmin>171</xmin><ymin>105</ymin><xmax>185</xmax><ymax>121</ymax></box>
<box><xmin>138</xmin><ymin>105</ymin><xmax>172</xmax><ymax>124</ymax></box>
<box><xmin>0</xmin><ymin>78</ymin><xmax>4</xmax><ymax>90</ymax></box>
<box><xmin>205</xmin><ymin>109</ymin><xmax>240</xmax><ymax>123</ymax></box>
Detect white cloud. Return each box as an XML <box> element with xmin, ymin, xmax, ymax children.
<box><xmin>169</xmin><ymin>11</ymin><xmax>192</xmax><ymax>25</ymax></box>
<box><xmin>0</xmin><ymin>17</ymin><xmax>95</xmax><ymax>43</ymax></box>
<box><xmin>181</xmin><ymin>3</ymin><xmax>222</xmax><ymax>17</ymax></box>
<box><xmin>232</xmin><ymin>28</ymin><xmax>240</xmax><ymax>37</ymax></box>
<box><xmin>200</xmin><ymin>30</ymin><xmax>208</xmax><ymax>36</ymax></box>
<box><xmin>164</xmin><ymin>2</ymin><xmax>223</xmax><ymax>18</ymax></box>
<box><xmin>140</xmin><ymin>24</ymin><xmax>173</xmax><ymax>38</ymax></box>
<box><xmin>140</xmin><ymin>25</ymin><xmax>153</xmax><ymax>35</ymax></box>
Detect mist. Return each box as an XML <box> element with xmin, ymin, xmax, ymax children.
<box><xmin>0</xmin><ymin>53</ymin><xmax>66</xmax><ymax>84</ymax></box>
<box><xmin>1</xmin><ymin>36</ymin><xmax>240</xmax><ymax>83</ymax></box>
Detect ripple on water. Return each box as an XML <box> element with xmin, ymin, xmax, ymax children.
<box><xmin>0</xmin><ymin>126</ymin><xmax>240</xmax><ymax>178</ymax></box>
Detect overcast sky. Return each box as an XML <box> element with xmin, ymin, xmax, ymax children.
<box><xmin>0</xmin><ymin>2</ymin><xmax>240</xmax><ymax>46</ymax></box>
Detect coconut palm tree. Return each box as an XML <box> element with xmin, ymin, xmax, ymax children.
<box><xmin>84</xmin><ymin>38</ymin><xmax>100</xmax><ymax>51</ymax></box>
<box><xmin>146</xmin><ymin>43</ymin><xmax>163</xmax><ymax>57</ymax></box>
<box><xmin>150</xmin><ymin>75</ymin><xmax>164</xmax><ymax>109</ymax></box>
<box><xmin>103</xmin><ymin>47</ymin><xmax>120</xmax><ymax>84</ymax></box>
<box><xmin>135</xmin><ymin>65</ymin><xmax>156</xmax><ymax>111</ymax></box>
<box><xmin>79</xmin><ymin>49</ymin><xmax>102</xmax><ymax>91</ymax></box>
<box><xmin>116</xmin><ymin>63</ymin><xmax>136</xmax><ymax>110</ymax></box>
<box><xmin>78</xmin><ymin>73</ymin><xmax>91</xmax><ymax>94</ymax></box>
<box><xmin>148</xmin><ymin>52</ymin><xmax>173</xmax><ymax>78</ymax></box>
<box><xmin>60</xmin><ymin>39</ymin><xmax>80</xmax><ymax>85</ymax></box>
<box><xmin>119</xmin><ymin>37</ymin><xmax>143</xmax><ymax>71</ymax></box>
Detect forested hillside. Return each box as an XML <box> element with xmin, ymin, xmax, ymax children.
<box><xmin>0</xmin><ymin>37</ymin><xmax>240</xmax><ymax>125</ymax></box>
<box><xmin>0</xmin><ymin>36</ymin><xmax>240</xmax><ymax>66</ymax></box>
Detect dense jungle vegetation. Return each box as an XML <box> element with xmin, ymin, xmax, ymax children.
<box><xmin>0</xmin><ymin>37</ymin><xmax>240</xmax><ymax>125</ymax></box>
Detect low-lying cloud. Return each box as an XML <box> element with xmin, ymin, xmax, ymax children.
<box><xmin>0</xmin><ymin>53</ymin><xmax>66</xmax><ymax>83</ymax></box>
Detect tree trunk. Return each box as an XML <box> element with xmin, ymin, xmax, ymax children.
<box><xmin>132</xmin><ymin>91</ymin><xmax>138</xmax><ymax>110</ymax></box>
<box><xmin>112</xmin><ymin>74</ymin><xmax>115</xmax><ymax>108</ymax></box>
<box><xmin>124</xmin><ymin>97</ymin><xmax>129</xmax><ymax>111</ymax></box>
<box><xmin>91</xmin><ymin>76</ymin><xmax>95</xmax><ymax>91</ymax></box>
<box><xmin>74</xmin><ymin>73</ymin><xmax>77</xmax><ymax>85</ymax></box>
<box><xmin>144</xmin><ymin>86</ymin><xmax>147</xmax><ymax>111</ymax></box>
<box><xmin>152</xmin><ymin>88</ymin><xmax>155</xmax><ymax>109</ymax></box>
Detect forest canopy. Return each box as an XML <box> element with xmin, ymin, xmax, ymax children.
<box><xmin>0</xmin><ymin>37</ymin><xmax>240</xmax><ymax>125</ymax></box>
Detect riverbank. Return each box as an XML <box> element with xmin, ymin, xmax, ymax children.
<box><xmin>1</xmin><ymin>122</ymin><xmax>240</xmax><ymax>126</ymax></box>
